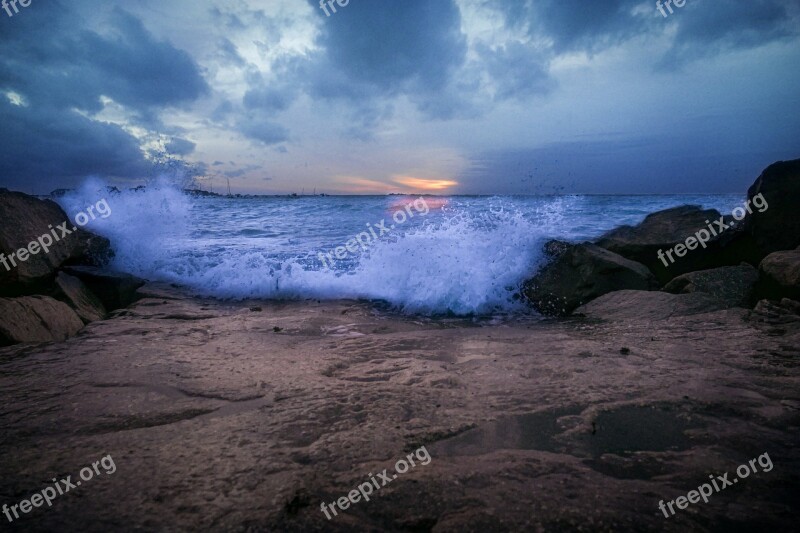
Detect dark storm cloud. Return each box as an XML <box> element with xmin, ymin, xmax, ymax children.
<box><xmin>232</xmin><ymin>0</ymin><xmax>798</xmax><ymax>144</ymax></box>
<box><xmin>211</xmin><ymin>100</ymin><xmax>235</xmax><ymax>123</ymax></box>
<box><xmin>235</xmin><ymin>55</ymin><xmax>300</xmax><ymax>144</ymax></box>
<box><xmin>0</xmin><ymin>5</ymin><xmax>208</xmax><ymax>114</ymax></box>
<box><xmin>243</xmin><ymin>84</ymin><xmax>296</xmax><ymax>112</ymax></box>
<box><xmin>491</xmin><ymin>0</ymin><xmax>798</xmax><ymax>63</ymax></box>
<box><xmin>224</xmin><ymin>164</ymin><xmax>262</xmax><ymax>178</ymax></box>
<box><xmin>237</xmin><ymin>116</ymin><xmax>289</xmax><ymax>146</ymax></box>
<box><xmin>0</xmin><ymin>100</ymin><xmax>151</xmax><ymax>193</ymax></box>
<box><xmin>658</xmin><ymin>0</ymin><xmax>798</xmax><ymax>68</ymax></box>
<box><xmin>0</xmin><ymin>1</ymin><xmax>208</xmax><ymax>191</ymax></box>
<box><xmin>521</xmin><ymin>0</ymin><xmax>646</xmax><ymax>53</ymax></box>
<box><xmin>165</xmin><ymin>138</ymin><xmax>197</xmax><ymax>156</ymax></box>
<box><xmin>313</xmin><ymin>0</ymin><xmax>466</xmax><ymax>93</ymax></box>
<box><xmin>289</xmin><ymin>0</ymin><xmax>470</xmax><ymax>135</ymax></box>
<box><xmin>476</xmin><ymin>42</ymin><xmax>555</xmax><ymax>101</ymax></box>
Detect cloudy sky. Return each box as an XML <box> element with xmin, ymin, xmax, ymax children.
<box><xmin>1</xmin><ymin>0</ymin><xmax>798</xmax><ymax>195</ymax></box>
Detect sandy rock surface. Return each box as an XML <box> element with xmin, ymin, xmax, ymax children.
<box><xmin>0</xmin><ymin>284</ymin><xmax>798</xmax><ymax>531</ymax></box>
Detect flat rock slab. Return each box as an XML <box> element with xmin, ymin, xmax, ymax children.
<box><xmin>0</xmin><ymin>292</ymin><xmax>798</xmax><ymax>531</ymax></box>
<box><xmin>574</xmin><ymin>289</ymin><xmax>731</xmax><ymax>321</ymax></box>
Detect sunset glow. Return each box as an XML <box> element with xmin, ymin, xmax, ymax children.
<box><xmin>392</xmin><ymin>177</ymin><xmax>459</xmax><ymax>192</ymax></box>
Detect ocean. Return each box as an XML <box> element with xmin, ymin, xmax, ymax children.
<box><xmin>56</xmin><ymin>181</ymin><xmax>745</xmax><ymax>316</ymax></box>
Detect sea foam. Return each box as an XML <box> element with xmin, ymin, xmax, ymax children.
<box><xmin>58</xmin><ymin>181</ymin><xmax>567</xmax><ymax>315</ymax></box>
<box><xmin>59</xmin><ymin>179</ymin><xmax>743</xmax><ymax>316</ymax></box>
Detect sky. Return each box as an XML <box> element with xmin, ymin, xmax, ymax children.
<box><xmin>1</xmin><ymin>0</ymin><xmax>799</xmax><ymax>195</ymax></box>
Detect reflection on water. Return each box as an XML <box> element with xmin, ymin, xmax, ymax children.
<box><xmin>431</xmin><ymin>404</ymin><xmax>705</xmax><ymax>459</ymax></box>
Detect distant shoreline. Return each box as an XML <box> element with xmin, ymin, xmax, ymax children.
<box><xmin>32</xmin><ymin>186</ymin><xmax>750</xmax><ymax>201</ymax></box>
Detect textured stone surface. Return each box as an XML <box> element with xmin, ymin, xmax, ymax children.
<box><xmin>61</xmin><ymin>266</ymin><xmax>146</xmax><ymax>310</ymax></box>
<box><xmin>0</xmin><ymin>295</ymin><xmax>84</xmax><ymax>345</ymax></box>
<box><xmin>595</xmin><ymin>205</ymin><xmax>726</xmax><ymax>284</ymax></box>
<box><xmin>0</xmin><ymin>189</ymin><xmax>112</xmax><ymax>295</ymax></box>
<box><xmin>1</xmin><ymin>289</ymin><xmax>797</xmax><ymax>531</ymax></box>
<box><xmin>663</xmin><ymin>264</ymin><xmax>758</xmax><ymax>308</ymax></box>
<box><xmin>574</xmin><ymin>290</ymin><xmax>729</xmax><ymax>321</ymax></box>
<box><xmin>757</xmin><ymin>247</ymin><xmax>800</xmax><ymax>300</ymax></box>
<box><xmin>55</xmin><ymin>272</ymin><xmax>107</xmax><ymax>323</ymax></box>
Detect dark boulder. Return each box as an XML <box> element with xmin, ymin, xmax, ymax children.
<box><xmin>0</xmin><ymin>189</ymin><xmax>112</xmax><ymax>296</ymax></box>
<box><xmin>61</xmin><ymin>266</ymin><xmax>146</xmax><ymax>311</ymax></box>
<box><xmin>595</xmin><ymin>205</ymin><xmax>734</xmax><ymax>285</ymax></box>
<box><xmin>744</xmin><ymin>159</ymin><xmax>800</xmax><ymax>256</ymax></box>
<box><xmin>663</xmin><ymin>264</ymin><xmax>758</xmax><ymax>308</ymax></box>
<box><xmin>755</xmin><ymin>247</ymin><xmax>800</xmax><ymax>301</ymax></box>
<box><xmin>523</xmin><ymin>242</ymin><xmax>657</xmax><ymax>316</ymax></box>
<box><xmin>0</xmin><ymin>295</ymin><xmax>84</xmax><ymax>346</ymax></box>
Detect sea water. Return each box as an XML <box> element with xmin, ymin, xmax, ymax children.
<box><xmin>57</xmin><ymin>180</ymin><xmax>744</xmax><ymax>316</ymax></box>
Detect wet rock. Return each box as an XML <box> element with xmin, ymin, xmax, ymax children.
<box><xmin>61</xmin><ymin>266</ymin><xmax>146</xmax><ymax>311</ymax></box>
<box><xmin>753</xmin><ymin>298</ymin><xmax>800</xmax><ymax>318</ymax></box>
<box><xmin>574</xmin><ymin>290</ymin><xmax>728</xmax><ymax>321</ymax></box>
<box><xmin>0</xmin><ymin>189</ymin><xmax>112</xmax><ymax>296</ymax></box>
<box><xmin>134</xmin><ymin>282</ymin><xmax>185</xmax><ymax>301</ymax></box>
<box><xmin>54</xmin><ymin>272</ymin><xmax>107</xmax><ymax>323</ymax></box>
<box><xmin>523</xmin><ymin>243</ymin><xmax>657</xmax><ymax>316</ymax></box>
<box><xmin>744</xmin><ymin>158</ymin><xmax>800</xmax><ymax>256</ymax></box>
<box><xmin>756</xmin><ymin>247</ymin><xmax>800</xmax><ymax>301</ymax></box>
<box><xmin>595</xmin><ymin>205</ymin><xmax>728</xmax><ymax>284</ymax></box>
<box><xmin>0</xmin><ymin>295</ymin><xmax>84</xmax><ymax>345</ymax></box>
<box><xmin>542</xmin><ymin>239</ymin><xmax>571</xmax><ymax>258</ymax></box>
<box><xmin>663</xmin><ymin>264</ymin><xmax>758</xmax><ymax>308</ymax></box>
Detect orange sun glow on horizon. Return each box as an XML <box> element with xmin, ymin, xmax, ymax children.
<box><xmin>391</xmin><ymin>176</ymin><xmax>459</xmax><ymax>191</ymax></box>
<box><xmin>333</xmin><ymin>175</ymin><xmax>460</xmax><ymax>194</ymax></box>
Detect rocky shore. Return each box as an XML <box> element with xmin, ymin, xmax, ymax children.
<box><xmin>0</xmin><ymin>189</ymin><xmax>143</xmax><ymax>346</ymax></box>
<box><xmin>0</xmin><ymin>160</ymin><xmax>799</xmax><ymax>531</ymax></box>
<box><xmin>523</xmin><ymin>159</ymin><xmax>800</xmax><ymax>319</ymax></box>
